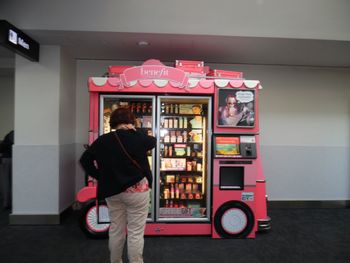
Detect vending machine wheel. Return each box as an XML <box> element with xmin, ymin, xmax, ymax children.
<box><xmin>214</xmin><ymin>201</ymin><xmax>255</xmax><ymax>238</ymax></box>
<box><xmin>79</xmin><ymin>200</ymin><xmax>110</xmax><ymax>239</ymax></box>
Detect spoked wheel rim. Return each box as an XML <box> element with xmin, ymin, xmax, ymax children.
<box><xmin>85</xmin><ymin>204</ymin><xmax>110</xmax><ymax>233</ymax></box>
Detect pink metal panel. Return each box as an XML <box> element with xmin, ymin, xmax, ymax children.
<box><xmin>145</xmin><ymin>223</ymin><xmax>211</xmax><ymax>235</ymax></box>
<box><xmin>89</xmin><ymin>92</ymin><xmax>99</xmax><ymax>144</ymax></box>
<box><xmin>212</xmin><ymin>158</ymin><xmax>257</xmax><ymax>187</ymax></box>
<box><xmin>255</xmin><ymin>181</ymin><xmax>268</xmax><ymax>221</ymax></box>
<box><xmin>76</xmin><ymin>186</ymin><xmax>96</xmax><ymax>203</ymax></box>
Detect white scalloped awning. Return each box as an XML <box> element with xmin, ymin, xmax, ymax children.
<box><xmin>214</xmin><ymin>79</ymin><xmax>261</xmax><ymax>89</ymax></box>
<box><xmin>92</xmin><ymin>77</ymin><xmax>108</xmax><ymax>86</ymax></box>
<box><xmin>91</xmin><ymin>77</ymin><xmax>262</xmax><ymax>89</ymax></box>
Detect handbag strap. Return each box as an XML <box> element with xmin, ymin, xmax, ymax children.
<box><xmin>114</xmin><ymin>131</ymin><xmax>144</xmax><ymax>172</ymax></box>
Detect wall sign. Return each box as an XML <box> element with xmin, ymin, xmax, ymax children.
<box><xmin>0</xmin><ymin>20</ymin><xmax>40</xmax><ymax>61</ymax></box>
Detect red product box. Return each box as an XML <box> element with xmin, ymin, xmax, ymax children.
<box><xmin>108</xmin><ymin>65</ymin><xmax>133</xmax><ymax>75</ymax></box>
<box><xmin>208</xmin><ymin>69</ymin><xmax>243</xmax><ymax>79</ymax></box>
<box><xmin>175</xmin><ymin>60</ymin><xmax>204</xmax><ymax>68</ymax></box>
<box><xmin>175</xmin><ymin>60</ymin><xmax>206</xmax><ymax>75</ymax></box>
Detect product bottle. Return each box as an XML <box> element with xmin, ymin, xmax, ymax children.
<box><xmin>161</xmin><ymin>159</ymin><xmax>166</xmax><ymax>170</ymax></box>
<box><xmin>164</xmin><ymin>145</ymin><xmax>168</xmax><ymax>157</ymax></box>
<box><xmin>186</xmin><ymin>146</ymin><xmax>191</xmax><ymax>157</ymax></box>
<box><xmin>164</xmin><ymin>135</ymin><xmax>170</xmax><ymax>143</ymax></box>
<box><xmin>173</xmin><ymin>117</ymin><xmax>178</xmax><ymax>128</ymax></box>
<box><xmin>174</xmin><ymin>104</ymin><xmax>179</xmax><ymax>114</ymax></box>
<box><xmin>170</xmin><ymin>184</ymin><xmax>175</xmax><ymax>199</ymax></box>
<box><xmin>177</xmin><ymin>132</ymin><xmax>183</xmax><ymax>143</ymax></box>
<box><xmin>130</xmin><ymin>103</ymin><xmax>135</xmax><ymax>113</ymax></box>
<box><xmin>179</xmin><ymin>117</ymin><xmax>183</xmax><ymax>128</ymax></box>
<box><xmin>192</xmin><ymin>160</ymin><xmax>197</xmax><ymax>171</ymax></box>
<box><xmin>142</xmin><ymin>102</ymin><xmax>147</xmax><ymax>113</ymax></box>
<box><xmin>186</xmin><ymin>161</ymin><xmax>192</xmax><ymax>171</ymax></box>
<box><xmin>183</xmin><ymin>131</ymin><xmax>187</xmax><ymax>142</ymax></box>
<box><xmin>164</xmin><ymin>187</ymin><xmax>169</xmax><ymax>199</ymax></box>
<box><xmin>175</xmin><ymin>183</ymin><xmax>180</xmax><ymax>199</ymax></box>
<box><xmin>183</xmin><ymin>117</ymin><xmax>188</xmax><ymax>128</ymax></box>
<box><xmin>136</xmin><ymin>103</ymin><xmax>141</xmax><ymax>113</ymax></box>
<box><xmin>165</xmin><ymin>104</ymin><xmax>169</xmax><ymax>114</ymax></box>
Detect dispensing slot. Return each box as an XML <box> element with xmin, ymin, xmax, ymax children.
<box><xmin>219</xmin><ymin>166</ymin><xmax>244</xmax><ymax>190</ymax></box>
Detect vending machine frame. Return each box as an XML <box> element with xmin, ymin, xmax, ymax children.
<box><xmin>155</xmin><ymin>95</ymin><xmax>212</xmax><ymax>223</ymax></box>
<box><xmin>76</xmin><ymin>59</ymin><xmax>270</xmax><ymax>239</ymax></box>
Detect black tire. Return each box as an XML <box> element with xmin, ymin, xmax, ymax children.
<box><xmin>79</xmin><ymin>200</ymin><xmax>110</xmax><ymax>239</ymax></box>
<box><xmin>214</xmin><ymin>201</ymin><xmax>255</xmax><ymax>238</ymax></box>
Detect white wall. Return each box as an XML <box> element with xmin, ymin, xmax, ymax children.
<box><xmin>58</xmin><ymin>48</ymin><xmax>76</xmax><ymax>212</ymax></box>
<box><xmin>13</xmin><ymin>47</ymin><xmax>61</xmax><ymax>214</ymax></box>
<box><xmin>0</xmin><ymin>76</ymin><xmax>14</xmax><ymax>138</ymax></box>
<box><xmin>76</xmin><ymin>60</ymin><xmax>350</xmax><ymax>200</ymax></box>
<box><xmin>1</xmin><ymin>0</ymin><xmax>349</xmax><ymax>41</ymax></box>
<box><xmin>12</xmin><ymin>46</ymin><xmax>78</xmax><ymax>217</ymax></box>
<box><xmin>230</xmin><ymin>65</ymin><xmax>350</xmax><ymax>200</ymax></box>
<box><xmin>14</xmin><ymin>48</ymin><xmax>60</xmax><ymax>146</ymax></box>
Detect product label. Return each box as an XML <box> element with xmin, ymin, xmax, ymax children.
<box><xmin>241</xmin><ymin>192</ymin><xmax>254</xmax><ymax>201</ymax></box>
<box><xmin>159</xmin><ymin>207</ymin><xmax>206</xmax><ymax>218</ymax></box>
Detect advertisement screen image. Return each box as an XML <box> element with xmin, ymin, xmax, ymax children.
<box><xmin>217</xmin><ymin>89</ymin><xmax>255</xmax><ymax>127</ymax></box>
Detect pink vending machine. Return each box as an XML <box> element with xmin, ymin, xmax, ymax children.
<box><xmin>76</xmin><ymin>59</ymin><xmax>270</xmax><ymax>239</ymax></box>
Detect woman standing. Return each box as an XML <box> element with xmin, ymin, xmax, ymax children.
<box><xmin>80</xmin><ymin>108</ymin><xmax>156</xmax><ymax>263</ymax></box>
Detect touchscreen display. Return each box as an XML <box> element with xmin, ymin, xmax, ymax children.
<box><xmin>215</xmin><ymin>136</ymin><xmax>240</xmax><ymax>157</ymax></box>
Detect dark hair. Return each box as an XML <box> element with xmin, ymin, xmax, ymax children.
<box><xmin>109</xmin><ymin>107</ymin><xmax>135</xmax><ymax>129</ymax></box>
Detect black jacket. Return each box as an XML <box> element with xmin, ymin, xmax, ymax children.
<box><xmin>0</xmin><ymin>130</ymin><xmax>14</xmax><ymax>158</ymax></box>
<box><xmin>80</xmin><ymin>129</ymin><xmax>156</xmax><ymax>199</ymax></box>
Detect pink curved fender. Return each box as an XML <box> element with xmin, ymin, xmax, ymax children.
<box><xmin>76</xmin><ymin>186</ymin><xmax>96</xmax><ymax>203</ymax></box>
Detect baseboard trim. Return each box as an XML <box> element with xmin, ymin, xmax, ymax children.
<box><xmin>9</xmin><ymin>206</ymin><xmax>73</xmax><ymax>225</ymax></box>
<box><xmin>268</xmin><ymin>200</ymin><xmax>350</xmax><ymax>209</ymax></box>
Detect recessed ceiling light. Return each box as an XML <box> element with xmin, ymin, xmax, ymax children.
<box><xmin>138</xmin><ymin>41</ymin><xmax>149</xmax><ymax>46</ymax></box>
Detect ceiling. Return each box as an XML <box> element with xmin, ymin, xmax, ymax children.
<box><xmin>1</xmin><ymin>30</ymin><xmax>350</xmax><ymax>69</ymax></box>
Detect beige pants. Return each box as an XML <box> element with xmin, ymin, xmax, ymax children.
<box><xmin>106</xmin><ymin>191</ymin><xmax>149</xmax><ymax>263</ymax></box>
